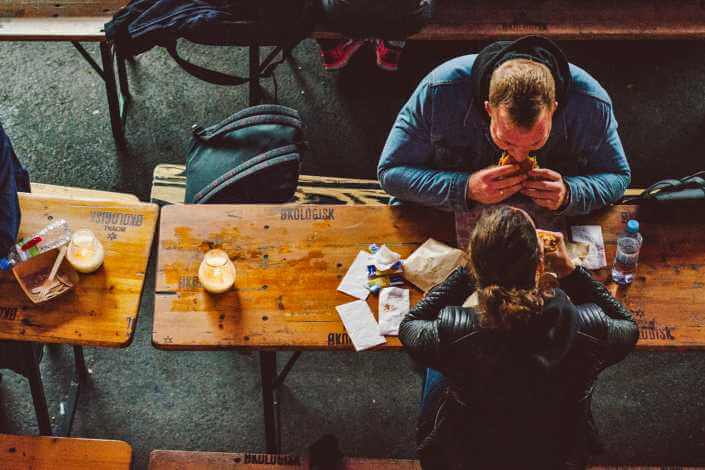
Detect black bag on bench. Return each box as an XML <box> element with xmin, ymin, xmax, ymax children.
<box><xmin>105</xmin><ymin>0</ymin><xmax>316</xmax><ymax>85</ymax></box>
<box><xmin>623</xmin><ymin>170</ymin><xmax>705</xmax><ymax>206</ymax></box>
<box><xmin>185</xmin><ymin>105</ymin><xmax>305</xmax><ymax>204</ymax></box>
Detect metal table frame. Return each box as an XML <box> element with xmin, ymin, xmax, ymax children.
<box><xmin>0</xmin><ymin>341</ymin><xmax>88</xmax><ymax>436</ymax></box>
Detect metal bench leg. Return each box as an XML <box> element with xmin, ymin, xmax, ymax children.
<box><xmin>55</xmin><ymin>346</ymin><xmax>88</xmax><ymax>437</ymax></box>
<box><xmin>100</xmin><ymin>42</ymin><xmax>127</xmax><ymax>149</ymax></box>
<box><xmin>249</xmin><ymin>45</ymin><xmax>261</xmax><ymax>106</ymax></box>
<box><xmin>116</xmin><ymin>52</ymin><xmax>130</xmax><ymax>99</ymax></box>
<box><xmin>24</xmin><ymin>343</ymin><xmax>52</xmax><ymax>436</ymax></box>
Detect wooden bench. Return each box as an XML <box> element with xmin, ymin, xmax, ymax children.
<box><xmin>149</xmin><ymin>450</ymin><xmax>705</xmax><ymax>469</ymax></box>
<box><xmin>314</xmin><ymin>0</ymin><xmax>705</xmax><ymax>41</ymax></box>
<box><xmin>7</xmin><ymin>1</ymin><xmax>705</xmax><ymax>149</ymax></box>
<box><xmin>0</xmin><ymin>434</ymin><xmax>132</xmax><ymax>469</ymax></box>
<box><xmin>150</xmin><ymin>163</ymin><xmax>642</xmax><ymax>206</ymax></box>
<box><xmin>0</xmin><ymin>0</ymin><xmax>130</xmax><ymax>147</ymax></box>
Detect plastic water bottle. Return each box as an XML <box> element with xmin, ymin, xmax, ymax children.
<box><xmin>611</xmin><ymin>219</ymin><xmax>643</xmax><ymax>285</ymax></box>
<box><xmin>0</xmin><ymin>219</ymin><xmax>72</xmax><ymax>271</ymax></box>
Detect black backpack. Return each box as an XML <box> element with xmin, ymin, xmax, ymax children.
<box><xmin>185</xmin><ymin>105</ymin><xmax>305</xmax><ymax>204</ymax></box>
<box><xmin>105</xmin><ymin>0</ymin><xmax>316</xmax><ymax>85</ymax></box>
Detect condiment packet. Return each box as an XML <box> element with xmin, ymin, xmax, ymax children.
<box><xmin>403</xmin><ymin>238</ymin><xmax>467</xmax><ymax>292</ymax></box>
<box><xmin>337</xmin><ymin>251</ymin><xmax>372</xmax><ymax>300</ymax></box>
<box><xmin>570</xmin><ymin>225</ymin><xmax>607</xmax><ymax>269</ymax></box>
<box><xmin>378</xmin><ymin>287</ymin><xmax>410</xmax><ymax>336</ymax></box>
<box><xmin>335</xmin><ymin>300</ymin><xmax>387</xmax><ymax>351</ymax></box>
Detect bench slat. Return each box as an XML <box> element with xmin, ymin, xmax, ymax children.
<box><xmin>149</xmin><ymin>450</ymin><xmax>705</xmax><ymax>469</ymax></box>
<box><xmin>316</xmin><ymin>0</ymin><xmax>705</xmax><ymax>40</ymax></box>
<box><xmin>150</xmin><ymin>164</ymin><xmax>642</xmax><ymax>206</ymax></box>
<box><xmin>1</xmin><ymin>434</ymin><xmax>132</xmax><ymax>470</ymax></box>
<box><xmin>0</xmin><ymin>17</ymin><xmax>109</xmax><ymax>41</ymax></box>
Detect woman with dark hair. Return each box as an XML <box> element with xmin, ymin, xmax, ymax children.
<box><xmin>400</xmin><ymin>205</ymin><xmax>638</xmax><ymax>469</ymax></box>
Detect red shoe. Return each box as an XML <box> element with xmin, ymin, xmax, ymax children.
<box><xmin>319</xmin><ymin>39</ymin><xmax>366</xmax><ymax>71</ymax></box>
<box><xmin>375</xmin><ymin>40</ymin><xmax>403</xmax><ymax>72</ymax></box>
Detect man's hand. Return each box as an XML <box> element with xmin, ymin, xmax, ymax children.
<box><xmin>467</xmin><ymin>165</ymin><xmax>527</xmax><ymax>205</ymax></box>
<box><xmin>521</xmin><ymin>168</ymin><xmax>568</xmax><ymax>211</ymax></box>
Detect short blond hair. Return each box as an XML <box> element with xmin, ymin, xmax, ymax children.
<box><xmin>489</xmin><ymin>59</ymin><xmax>555</xmax><ymax>129</ymax></box>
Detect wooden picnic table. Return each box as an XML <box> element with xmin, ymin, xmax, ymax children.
<box><xmin>0</xmin><ymin>193</ymin><xmax>158</xmax><ymax>436</ymax></box>
<box><xmin>0</xmin><ymin>193</ymin><xmax>158</xmax><ymax>347</ymax></box>
<box><xmin>155</xmin><ymin>203</ymin><xmax>705</xmax><ymax>351</ymax></box>
<box><xmin>0</xmin><ymin>433</ymin><xmax>133</xmax><ymax>470</ymax></box>
<box><xmin>154</xmin><ymin>202</ymin><xmax>705</xmax><ymax>452</ymax></box>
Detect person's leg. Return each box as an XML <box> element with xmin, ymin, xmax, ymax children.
<box><xmin>420</xmin><ymin>367</ymin><xmax>445</xmax><ymax>410</ymax></box>
<box><xmin>375</xmin><ymin>39</ymin><xmax>405</xmax><ymax>72</ymax></box>
<box><xmin>0</xmin><ymin>122</ymin><xmax>28</xmax><ymax>258</ymax></box>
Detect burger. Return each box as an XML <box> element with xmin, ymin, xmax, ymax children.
<box><xmin>537</xmin><ymin>231</ymin><xmax>560</xmax><ymax>254</ymax></box>
<box><xmin>497</xmin><ymin>152</ymin><xmax>539</xmax><ymax>176</ymax></box>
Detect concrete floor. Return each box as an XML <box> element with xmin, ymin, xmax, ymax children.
<box><xmin>1</xmin><ymin>38</ymin><xmax>705</xmax><ymax>469</ymax></box>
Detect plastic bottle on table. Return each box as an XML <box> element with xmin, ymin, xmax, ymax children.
<box><xmin>0</xmin><ymin>219</ymin><xmax>72</xmax><ymax>271</ymax></box>
<box><xmin>611</xmin><ymin>219</ymin><xmax>643</xmax><ymax>285</ymax></box>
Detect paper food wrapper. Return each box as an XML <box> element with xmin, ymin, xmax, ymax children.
<box><xmin>378</xmin><ymin>287</ymin><xmax>409</xmax><ymax>336</ymax></box>
<box><xmin>403</xmin><ymin>238</ymin><xmax>467</xmax><ymax>292</ymax></box>
<box><xmin>570</xmin><ymin>225</ymin><xmax>607</xmax><ymax>269</ymax></box>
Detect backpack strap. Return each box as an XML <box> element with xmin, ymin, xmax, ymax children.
<box><xmin>166</xmin><ymin>41</ymin><xmax>251</xmax><ymax>86</ymax></box>
<box><xmin>630</xmin><ymin>171</ymin><xmax>705</xmax><ymax>203</ymax></box>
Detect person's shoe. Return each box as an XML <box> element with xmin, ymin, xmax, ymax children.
<box><xmin>375</xmin><ymin>40</ymin><xmax>403</xmax><ymax>72</ymax></box>
<box><xmin>319</xmin><ymin>39</ymin><xmax>366</xmax><ymax>71</ymax></box>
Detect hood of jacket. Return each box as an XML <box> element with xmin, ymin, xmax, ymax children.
<box><xmin>471</xmin><ymin>35</ymin><xmax>572</xmax><ymax>117</ymax></box>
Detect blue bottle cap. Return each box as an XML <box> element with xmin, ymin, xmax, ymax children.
<box><xmin>626</xmin><ymin>220</ymin><xmax>639</xmax><ymax>234</ymax></box>
<box><xmin>0</xmin><ymin>258</ymin><xmax>11</xmax><ymax>271</ymax></box>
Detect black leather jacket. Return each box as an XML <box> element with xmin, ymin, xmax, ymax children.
<box><xmin>399</xmin><ymin>266</ymin><xmax>639</xmax><ymax>470</ymax></box>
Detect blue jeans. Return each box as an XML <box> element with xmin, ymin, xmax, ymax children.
<box><xmin>0</xmin><ymin>122</ymin><xmax>29</xmax><ymax>258</ymax></box>
<box><xmin>421</xmin><ymin>368</ymin><xmax>446</xmax><ymax>411</ymax></box>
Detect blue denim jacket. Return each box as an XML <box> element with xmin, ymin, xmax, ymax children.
<box><xmin>378</xmin><ymin>55</ymin><xmax>631</xmax><ymax>215</ymax></box>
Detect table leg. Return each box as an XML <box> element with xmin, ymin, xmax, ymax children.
<box><xmin>24</xmin><ymin>343</ymin><xmax>52</xmax><ymax>436</ymax></box>
<box><xmin>259</xmin><ymin>351</ymin><xmax>278</xmax><ymax>453</ymax></box>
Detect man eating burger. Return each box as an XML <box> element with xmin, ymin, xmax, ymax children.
<box><xmin>377</xmin><ymin>35</ymin><xmax>631</xmax><ymax>215</ymax></box>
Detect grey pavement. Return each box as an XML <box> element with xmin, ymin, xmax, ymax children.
<box><xmin>1</xmin><ymin>38</ymin><xmax>705</xmax><ymax>469</ymax></box>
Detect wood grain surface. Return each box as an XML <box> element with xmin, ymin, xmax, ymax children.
<box><xmin>154</xmin><ymin>205</ymin><xmax>455</xmax><ymax>350</ymax></box>
<box><xmin>149</xmin><ymin>450</ymin><xmax>704</xmax><ymax>470</ymax></box>
<box><xmin>0</xmin><ymin>193</ymin><xmax>158</xmax><ymax>348</ymax></box>
<box><xmin>573</xmin><ymin>204</ymin><xmax>705</xmax><ymax>349</ymax></box>
<box><xmin>156</xmin><ymin>203</ymin><xmax>705</xmax><ymax>351</ymax></box>
<box><xmin>316</xmin><ymin>0</ymin><xmax>705</xmax><ymax>40</ymax></box>
<box><xmin>150</xmin><ymin>450</ymin><xmax>420</xmax><ymax>470</ymax></box>
<box><xmin>0</xmin><ymin>18</ymin><xmax>110</xmax><ymax>41</ymax></box>
<box><xmin>0</xmin><ymin>434</ymin><xmax>132</xmax><ymax>470</ymax></box>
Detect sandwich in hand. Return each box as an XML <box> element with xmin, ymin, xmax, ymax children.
<box><xmin>537</xmin><ymin>230</ymin><xmax>560</xmax><ymax>254</ymax></box>
<box><xmin>497</xmin><ymin>152</ymin><xmax>538</xmax><ymax>176</ymax></box>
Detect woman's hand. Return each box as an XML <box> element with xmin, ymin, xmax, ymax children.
<box><xmin>537</xmin><ymin>230</ymin><xmax>576</xmax><ymax>278</ymax></box>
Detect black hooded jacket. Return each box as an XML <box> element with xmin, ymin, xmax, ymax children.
<box><xmin>471</xmin><ymin>35</ymin><xmax>572</xmax><ymax>117</ymax></box>
<box><xmin>399</xmin><ymin>266</ymin><xmax>638</xmax><ymax>469</ymax></box>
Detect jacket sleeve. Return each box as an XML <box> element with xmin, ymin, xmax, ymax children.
<box><xmin>559</xmin><ymin>100</ymin><xmax>631</xmax><ymax>216</ymax></box>
<box><xmin>399</xmin><ymin>268</ymin><xmax>474</xmax><ymax>367</ymax></box>
<box><xmin>561</xmin><ymin>266</ymin><xmax>638</xmax><ymax>365</ymax></box>
<box><xmin>377</xmin><ymin>75</ymin><xmax>471</xmax><ymax>212</ymax></box>
<box><xmin>0</xmin><ymin>124</ymin><xmax>26</xmax><ymax>258</ymax></box>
